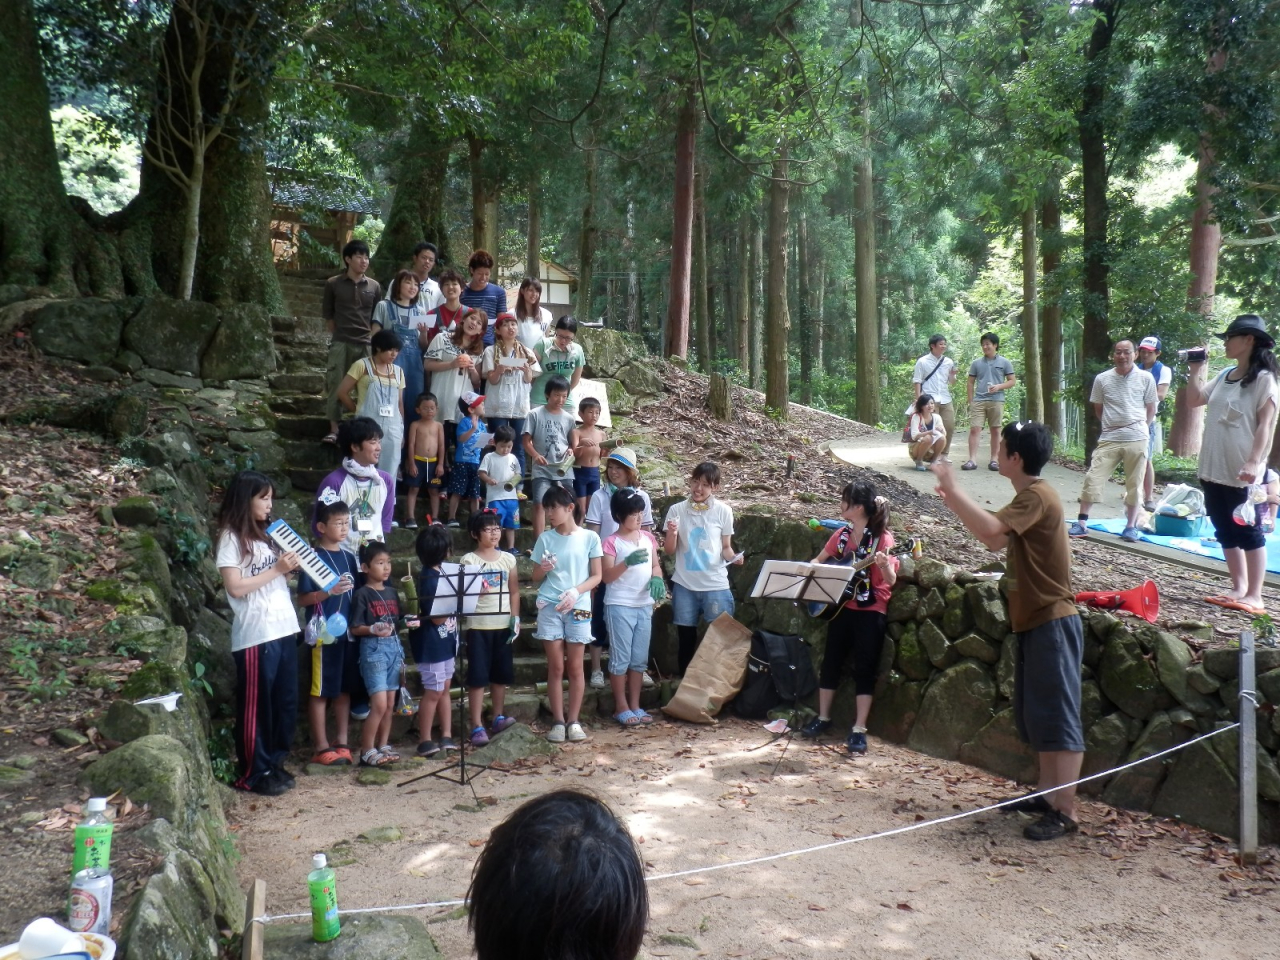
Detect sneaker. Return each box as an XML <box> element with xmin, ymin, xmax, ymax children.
<box><xmin>439</xmin><ymin>736</ymin><xmax>458</xmax><ymax>752</ymax></box>
<box><xmin>506</xmin><ymin>547</ymin><xmax>523</xmax><ymax>557</ymax></box>
<box><xmin>961</xmin><ymin>460</ymin><xmax>978</xmax><ymax>470</ymax></box>
<box><xmin>915</xmin><ymin>462</ymin><xmax>929</xmax><ymax>472</ymax></box>
<box><xmin>846</xmin><ymin>729</ymin><xmax>868</xmax><ymax>754</ymax></box>
<box><xmin>589</xmin><ymin>669</ymin><xmax>606</xmax><ymax>688</ymax></box>
<box><xmin>274</xmin><ymin>766</ymin><xmax>297</xmax><ymax>788</ymax></box>
<box><xmin>250</xmin><ymin>772</ymin><xmax>289</xmax><ymax>796</ymax></box>
<box><xmin>446</xmin><ymin>519</ymin><xmax>460</xmax><ymax>528</ymax></box>
<box><xmin>404</xmin><ymin>518</ymin><xmax>419</xmax><ymax>529</ymax></box>
<box><xmin>800</xmin><ymin>716</ymin><xmax>831</xmax><ymax>739</ymax></box>
<box><xmin>988</xmin><ymin>460</ymin><xmax>1000</xmax><ymax>471</ymax></box>
<box><xmin>390</xmin><ymin>520</ymin><xmax>400</xmax><ymax>528</ymax></box>
<box><xmin>470</xmin><ymin>726</ymin><xmax>490</xmax><ymax>746</ymax></box>
<box><xmin>350</xmin><ymin>704</ymin><xmax>371</xmax><ymax>721</ymax></box>
<box><xmin>1143</xmin><ymin>500</ymin><xmax>1157</xmax><ymax>512</ymax></box>
<box><xmin>416</xmin><ymin>740</ymin><xmax>440</xmax><ymax>757</ymax></box>
<box><xmin>1120</xmin><ymin>526</ymin><xmax>1142</xmax><ymax>543</ymax></box>
<box><xmin>566</xmin><ymin>722</ymin><xmax>587</xmax><ymax>742</ymax></box>
<box><xmin>641</xmin><ymin>671</ymin><xmax>656</xmax><ymax>688</ymax></box>
<box><xmin>1067</xmin><ymin>521</ymin><xmax>1089</xmax><ymax>538</ymax></box>
<box><xmin>546</xmin><ymin>723</ymin><xmax>566</xmax><ymax>743</ymax></box>
<box><xmin>490</xmin><ymin>715</ymin><xmax>517</xmax><ymax>734</ymax></box>
<box><xmin>1023</xmin><ymin>808</ymin><xmax>1079</xmax><ymax>841</ymax></box>
<box><xmin>999</xmin><ymin>792</ymin><xmax>1052</xmax><ymax>815</ymax></box>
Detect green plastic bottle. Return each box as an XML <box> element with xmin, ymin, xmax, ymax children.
<box><xmin>71</xmin><ymin>797</ymin><xmax>113</xmax><ymax>876</ymax></box>
<box><xmin>308</xmin><ymin>853</ymin><xmax>340</xmax><ymax>942</ymax></box>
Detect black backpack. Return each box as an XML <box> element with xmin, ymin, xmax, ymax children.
<box><xmin>733</xmin><ymin>630</ymin><xmax>819</xmax><ymax>719</ymax></box>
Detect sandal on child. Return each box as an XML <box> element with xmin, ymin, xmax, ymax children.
<box><xmin>614</xmin><ymin>711</ymin><xmax>641</xmax><ymax>727</ymax></box>
<box><xmin>331</xmin><ymin>743</ymin><xmax>353</xmax><ymax>763</ymax></box>
<box><xmin>635</xmin><ymin>711</ymin><xmax>654</xmax><ymax>724</ymax></box>
<box><xmin>360</xmin><ymin>749</ymin><xmax>391</xmax><ymax>767</ymax></box>
<box><xmin>377</xmin><ymin>745</ymin><xmax>402</xmax><ymax>762</ymax></box>
<box><xmin>311</xmin><ymin>748</ymin><xmax>349</xmax><ymax>767</ymax></box>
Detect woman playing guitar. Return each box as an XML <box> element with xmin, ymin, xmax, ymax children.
<box><xmin>800</xmin><ymin>482</ymin><xmax>899</xmax><ymax>754</ymax></box>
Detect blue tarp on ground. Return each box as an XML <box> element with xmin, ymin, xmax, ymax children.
<box><xmin>1081</xmin><ymin>516</ymin><xmax>1280</xmax><ymax>575</ymax></box>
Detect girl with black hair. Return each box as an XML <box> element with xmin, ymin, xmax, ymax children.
<box><xmin>215</xmin><ymin>471</ymin><xmax>301</xmax><ymax>796</ymax></box>
<box><xmin>1186</xmin><ymin>314</ymin><xmax>1280</xmax><ymax>615</ymax></box>
<box><xmin>800</xmin><ymin>481</ymin><xmax>898</xmax><ymax>754</ymax></box>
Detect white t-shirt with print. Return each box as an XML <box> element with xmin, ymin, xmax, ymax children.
<box><xmin>664</xmin><ymin>498</ymin><xmax>735</xmax><ymax>592</ymax></box>
<box><xmin>603</xmin><ymin>529</ymin><xmax>660</xmax><ymax>608</ymax></box>
<box><xmin>215</xmin><ymin>531</ymin><xmax>300</xmax><ymax>652</ymax></box>
<box><xmin>479</xmin><ymin>451</ymin><xmax>521</xmax><ymax>503</ymax></box>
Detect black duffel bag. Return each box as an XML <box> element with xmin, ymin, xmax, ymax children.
<box><xmin>732</xmin><ymin>629</ymin><xmax>819</xmax><ymax>719</ymax></box>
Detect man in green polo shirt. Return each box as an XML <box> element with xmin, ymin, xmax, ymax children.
<box><xmin>322</xmin><ymin>240</ymin><xmax>383</xmax><ymax>443</ymax></box>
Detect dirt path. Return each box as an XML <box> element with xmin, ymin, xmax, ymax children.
<box><xmin>235</xmin><ymin>720</ymin><xmax>1277</xmax><ymax>960</ymax></box>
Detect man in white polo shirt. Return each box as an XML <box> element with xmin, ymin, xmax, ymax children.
<box><xmin>1137</xmin><ymin>335</ymin><xmax>1172</xmax><ymax>510</ymax></box>
<box><xmin>1068</xmin><ymin>340</ymin><xmax>1157</xmax><ymax>543</ymax></box>
<box><xmin>912</xmin><ymin>334</ymin><xmax>958</xmax><ymax>461</ymax></box>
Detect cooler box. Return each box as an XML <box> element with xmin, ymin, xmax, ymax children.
<box><xmin>1153</xmin><ymin>513</ymin><xmax>1205</xmax><ymax>538</ymax></box>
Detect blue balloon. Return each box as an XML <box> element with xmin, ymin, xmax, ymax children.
<box><xmin>325</xmin><ymin>612</ymin><xmax>348</xmax><ymax>638</ymax></box>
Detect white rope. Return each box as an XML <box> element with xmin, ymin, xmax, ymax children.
<box><xmin>251</xmin><ymin>721</ymin><xmax>1241</xmax><ymax>923</ymax></box>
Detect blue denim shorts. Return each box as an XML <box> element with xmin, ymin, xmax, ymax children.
<box><xmin>535</xmin><ymin>603</ymin><xmax>593</xmax><ymax>643</ymax></box>
<box><xmin>670</xmin><ymin>583</ymin><xmax>735</xmax><ymax>627</ymax></box>
<box><xmin>605</xmin><ymin>605</ymin><xmax>652</xmax><ymax>674</ymax></box>
<box><xmin>359</xmin><ymin>636</ymin><xmax>404</xmax><ymax>694</ymax></box>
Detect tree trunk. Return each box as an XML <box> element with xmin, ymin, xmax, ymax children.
<box><xmin>179</xmin><ymin>156</ymin><xmax>204</xmax><ymax>301</ymax></box>
<box><xmin>854</xmin><ymin>138</ymin><xmax>879</xmax><ymax>426</ymax></box>
<box><xmin>709</xmin><ymin>372</ymin><xmax>733</xmax><ymax>421</ymax></box>
<box><xmin>1021</xmin><ymin>204</ymin><xmax>1043</xmax><ymax>421</ymax></box>
<box><xmin>468</xmin><ymin>135</ymin><xmax>499</xmax><ymax>255</ymax></box>
<box><xmin>693</xmin><ymin>163</ymin><xmax>711</xmax><ymax>370</ymax></box>
<box><xmin>1040</xmin><ymin>192</ymin><xmax>1065</xmax><ymax>439</ymax></box>
<box><xmin>1077</xmin><ymin>0</ymin><xmax>1117</xmax><ymax>459</ymax></box>
<box><xmin>577</xmin><ymin>145</ymin><xmax>598</xmax><ymax>322</ymax></box>
<box><xmin>814</xmin><ymin>260</ymin><xmax>825</xmax><ymax>377</ymax></box>
<box><xmin>798</xmin><ymin>209</ymin><xmax>813</xmax><ymax>404</ymax></box>
<box><xmin>664</xmin><ymin>91</ymin><xmax>697</xmax><ymax>359</ymax></box>
<box><xmin>764</xmin><ymin>153</ymin><xmax>791</xmax><ymax>414</ymax></box>
<box><xmin>625</xmin><ymin>200</ymin><xmax>639</xmax><ymax>333</ymax></box>
<box><xmin>525</xmin><ymin>172</ymin><xmax>541</xmax><ymax>281</ymax></box>
<box><xmin>371</xmin><ymin>118</ymin><xmax>452</xmax><ymax>283</ymax></box>
<box><xmin>750</xmin><ymin>213</ymin><xmax>764</xmax><ymax>389</ymax></box>
<box><xmin>736</xmin><ymin>213</ymin><xmax>751</xmax><ymax>374</ymax></box>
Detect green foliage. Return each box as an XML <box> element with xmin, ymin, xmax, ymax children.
<box><xmin>191</xmin><ymin>661</ymin><xmax>213</xmax><ymax>697</ymax></box>
<box><xmin>207</xmin><ymin>708</ymin><xmax>238</xmax><ymax>785</ymax></box>
<box><xmin>51</xmin><ymin>105</ymin><xmax>139</xmax><ymax>214</ymax></box>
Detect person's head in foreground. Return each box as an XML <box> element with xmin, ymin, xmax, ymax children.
<box><xmin>468</xmin><ymin>789</ymin><xmax>648</xmax><ymax>960</ymax></box>
<box><xmin>998</xmin><ymin>420</ymin><xmax>1053</xmax><ymax>478</ymax></box>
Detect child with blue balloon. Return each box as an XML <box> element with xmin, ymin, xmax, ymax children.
<box><xmin>297</xmin><ymin>500</ymin><xmax>361</xmax><ymax>766</ymax></box>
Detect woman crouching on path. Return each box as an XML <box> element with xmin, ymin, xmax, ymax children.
<box><xmin>800</xmin><ymin>482</ymin><xmax>898</xmax><ymax>755</ymax></box>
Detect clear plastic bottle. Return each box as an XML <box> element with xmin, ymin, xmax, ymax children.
<box><xmin>71</xmin><ymin>797</ymin><xmax>113</xmax><ymax>876</ymax></box>
<box><xmin>308</xmin><ymin>853</ymin><xmax>340</xmax><ymax>942</ymax></box>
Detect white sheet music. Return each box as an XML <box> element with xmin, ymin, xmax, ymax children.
<box><xmin>428</xmin><ymin>563</ymin><xmax>487</xmax><ymax>616</ymax></box>
<box><xmin>749</xmin><ymin>560</ymin><xmax>855</xmax><ymax>602</ymax></box>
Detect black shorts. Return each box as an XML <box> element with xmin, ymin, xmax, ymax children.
<box><xmin>308</xmin><ymin>638</ymin><xmax>361</xmax><ymax>699</ymax></box>
<box><xmin>1013</xmin><ymin>614</ymin><xmax>1085</xmax><ymax>753</ymax></box>
<box><xmin>466</xmin><ymin>629</ymin><xmax>514</xmax><ymax>688</ymax></box>
<box><xmin>1202</xmin><ymin>478</ymin><xmax>1266</xmax><ymax>551</ymax></box>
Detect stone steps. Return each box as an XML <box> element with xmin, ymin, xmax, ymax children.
<box><xmin>270</xmin><ymin>371</ymin><xmax>326</xmax><ymax>394</ymax></box>
<box><xmin>269</xmin><ymin>394</ymin><xmax>328</xmax><ymax>417</ymax></box>
<box><xmin>275</xmin><ymin>414</ymin><xmax>331</xmax><ymax>441</ymax></box>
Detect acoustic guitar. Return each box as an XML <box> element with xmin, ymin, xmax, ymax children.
<box><xmin>805</xmin><ymin>537</ymin><xmax>924</xmax><ymax>621</ymax></box>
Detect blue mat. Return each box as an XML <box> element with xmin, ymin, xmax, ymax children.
<box><xmin>1081</xmin><ymin>517</ymin><xmax>1280</xmax><ymax>575</ymax></box>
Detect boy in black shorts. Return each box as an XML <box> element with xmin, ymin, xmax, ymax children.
<box><xmin>933</xmin><ymin>421</ymin><xmax>1084</xmax><ymax>841</ymax></box>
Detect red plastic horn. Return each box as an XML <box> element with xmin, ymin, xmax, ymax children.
<box><xmin>1074</xmin><ymin>579</ymin><xmax>1160</xmax><ymax>623</ymax></box>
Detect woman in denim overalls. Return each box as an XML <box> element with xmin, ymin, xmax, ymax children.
<box><xmin>373</xmin><ymin>271</ymin><xmax>429</xmax><ymax>429</ymax></box>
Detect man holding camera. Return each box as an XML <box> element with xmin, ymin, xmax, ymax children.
<box><xmin>1069</xmin><ymin>340</ymin><xmax>1158</xmax><ymax>543</ymax></box>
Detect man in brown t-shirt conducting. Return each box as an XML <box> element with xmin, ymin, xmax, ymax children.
<box><xmin>933</xmin><ymin>421</ymin><xmax>1084</xmax><ymax>841</ymax></box>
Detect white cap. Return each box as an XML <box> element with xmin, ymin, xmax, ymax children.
<box><xmin>86</xmin><ymin>798</ymin><xmax>108</xmax><ymax>813</ymax></box>
<box><xmin>313</xmin><ymin>853</ymin><xmax>327</xmax><ymax>870</ymax></box>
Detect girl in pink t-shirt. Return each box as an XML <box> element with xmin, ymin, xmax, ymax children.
<box><xmin>799</xmin><ymin>481</ymin><xmax>898</xmax><ymax>754</ymax></box>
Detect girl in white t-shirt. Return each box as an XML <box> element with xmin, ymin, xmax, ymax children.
<box><xmin>514</xmin><ymin>276</ymin><xmax>553</xmax><ymax>350</ymax></box>
<box><xmin>601</xmin><ymin>488</ymin><xmax>664</xmax><ymax>727</ymax></box>
<box><xmin>215</xmin><ymin>471</ymin><xmax>301</xmax><ymax>798</ymax></box>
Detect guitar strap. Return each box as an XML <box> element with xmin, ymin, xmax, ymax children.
<box><xmin>850</xmin><ymin>528</ymin><xmax>879</xmax><ymax>607</ymax></box>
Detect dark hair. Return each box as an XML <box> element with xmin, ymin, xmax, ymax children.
<box><xmin>371</xmin><ymin>329</ymin><xmax>401</xmax><ymax>354</ymax></box>
<box><xmin>554</xmin><ymin>315</ymin><xmax>579</xmax><ymax>335</ymax></box>
<box><xmin>1238</xmin><ymin>315</ymin><xmax>1280</xmax><ymax>388</ymax></box>
<box><xmin>415</xmin><ymin>522</ymin><xmax>451</xmax><ymax>567</ymax></box>
<box><xmin>469</xmin><ymin>249</ymin><xmax>495</xmax><ymax>272</ymax></box>
<box><xmin>841</xmin><ymin>481</ymin><xmax>890</xmax><ymax>538</ymax></box>
<box><xmin>390</xmin><ymin>269</ymin><xmax>420</xmax><ymax>303</ymax></box>
<box><xmin>542</xmin><ymin>485</ymin><xmax>575</xmax><ymax>511</ymax></box>
<box><xmin>691</xmin><ymin>461</ymin><xmax>721</xmax><ymax>486</ymax></box>
<box><xmin>342</xmin><ymin>239</ymin><xmax>369</xmax><ymax>262</ymax></box>
<box><xmin>928</xmin><ymin>333</ymin><xmax>947</xmax><ymax>347</ymax></box>
<box><xmin>359</xmin><ymin>541</ymin><xmax>391</xmax><ymax>566</ymax></box>
<box><xmin>609</xmin><ymin>487</ymin><xmax>646</xmax><ymax>524</ymax></box>
<box><xmin>416</xmin><ymin>392</ymin><xmax>438</xmax><ymax>409</ymax></box>
<box><xmin>914</xmin><ymin>393</ymin><xmax>934</xmax><ymax>414</ymax></box>
<box><xmin>412</xmin><ymin>241</ymin><xmax>438</xmax><ymax>259</ymax></box>
<box><xmin>493</xmin><ymin>425</ymin><xmax>516</xmax><ymax>445</ymax></box>
<box><xmin>315</xmin><ymin>499</ymin><xmax>351</xmax><ymax>526</ymax></box>
<box><xmin>458</xmin><ymin>394</ymin><xmax>484</xmax><ymax>418</ymax></box>
<box><xmin>545</xmin><ymin>375</ymin><xmax>571</xmax><ymax>398</ymax></box>
<box><xmin>438</xmin><ymin>267</ymin><xmax>464</xmax><ymax>288</ymax></box>
<box><xmin>516</xmin><ymin>277</ymin><xmax>543</xmax><ymax>320</ymax></box>
<box><xmin>216</xmin><ymin>470</ymin><xmax>274</xmax><ymax>557</ymax></box>
<box><xmin>980</xmin><ymin>331</ymin><xmax>999</xmax><ymax>348</ymax></box>
<box><xmin>453</xmin><ymin>308</ymin><xmax>488</xmax><ymax>350</ymax></box>
<box><xmin>578</xmin><ymin>396</ymin><xmax>601</xmax><ymax>413</ymax></box>
<box><xmin>1001</xmin><ymin>421</ymin><xmax>1053</xmax><ymax>475</ymax></box>
<box><xmin>469</xmin><ymin>510</ymin><xmax>501</xmax><ymax>540</ymax></box>
<box><xmin>338</xmin><ymin>416</ymin><xmax>383</xmax><ymax>458</ymax></box>
<box><xmin>467</xmin><ymin>790</ymin><xmax>648</xmax><ymax>960</ymax></box>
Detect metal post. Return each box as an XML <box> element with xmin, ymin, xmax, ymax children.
<box><xmin>1238</xmin><ymin>629</ymin><xmax>1257</xmax><ymax>865</ymax></box>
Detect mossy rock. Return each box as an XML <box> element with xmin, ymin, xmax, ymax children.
<box><xmin>866</xmin><ymin>672</ymin><xmax>925</xmax><ymax>744</ymax></box>
<box><xmin>914</xmin><ymin>557</ymin><xmax>953</xmax><ymax>592</ymax></box>
<box><xmin>86</xmin><ymin>579</ymin><xmax>165</xmax><ymax>618</ymax></box>
<box><xmin>79</xmin><ymin>734</ymin><xmax>208</xmax><ymax>824</ymax></box>
<box><xmin>114</xmin><ymin>495</ymin><xmax>160</xmax><ymax>526</ymax></box>
<box><xmin>1099</xmin><ymin>625</ymin><xmax>1173</xmax><ymax>719</ymax></box>
<box><xmin>953</xmin><ymin>632</ymin><xmax>999</xmax><ymax>665</ymax></box>
<box><xmin>915</xmin><ymin>587</ymin><xmax>945</xmax><ymax>620</ymax></box>
<box><xmin>579</xmin><ymin>326</ymin><xmax>642</xmax><ymax>379</ymax></box>
<box><xmin>886</xmin><ymin>584</ymin><xmax>919</xmax><ymax>624</ymax></box>
<box><xmin>894</xmin><ymin>622</ymin><xmax>932</xmax><ymax>681</ymax></box>
<box><xmin>263</xmin><ymin>915</ymin><xmax>443</xmax><ymax>960</ymax></box>
<box><xmin>201</xmin><ymin>302</ymin><xmax>277</xmax><ymax>381</ymax></box>
<box><xmin>939</xmin><ymin>584</ymin><xmax>972</xmax><ymax>639</ymax></box>
<box><xmin>121</xmin><ymin>660</ymin><xmax>187</xmax><ymax>700</ymax></box>
<box><xmin>965</xmin><ymin>581</ymin><xmax>1009</xmax><ymax>640</ymax></box>
<box><xmin>10</xmin><ymin>552</ymin><xmax>62</xmax><ymax>590</ymax></box>
<box><xmin>917</xmin><ymin>618</ymin><xmax>956</xmax><ymax>670</ymax></box>
<box><xmin>597</xmin><ymin>377</ymin><xmax>636</xmax><ymax>415</ymax></box>
<box><xmin>1151</xmin><ymin>734</ymin><xmax>1242</xmax><ymax>838</ymax></box>
<box><xmin>123</xmin><ymin>297</ymin><xmax>221</xmax><ymax>375</ymax></box>
<box><xmin>907</xmin><ymin>659</ymin><xmax>997</xmax><ymax>760</ymax></box>
<box><xmin>1102</xmin><ymin>712</ymin><xmax>1183</xmax><ymax>812</ymax></box>
<box><xmin>958</xmin><ymin>708</ymin><xmax>1038</xmax><ymax>784</ymax></box>
<box><xmin>616</xmin><ymin>360</ymin><xmax>664</xmax><ymax>398</ymax></box>
<box><xmin>28</xmin><ymin>298</ymin><xmax>127</xmax><ymax>364</ymax></box>
<box><xmin>1151</xmin><ymin>630</ymin><xmax>1216</xmax><ymax>715</ymax></box>
<box><xmin>1080</xmin><ymin>713</ymin><xmax>1131</xmax><ymax>795</ymax></box>
<box><xmin>124</xmin><ymin>534</ymin><xmax>174</xmax><ymax>605</ymax></box>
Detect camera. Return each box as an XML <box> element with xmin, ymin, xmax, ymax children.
<box><xmin>1177</xmin><ymin>347</ymin><xmax>1207</xmax><ymax>363</ymax></box>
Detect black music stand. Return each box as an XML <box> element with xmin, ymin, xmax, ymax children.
<box><xmin>397</xmin><ymin>562</ymin><xmax>496</xmax><ymax>800</ymax></box>
<box><xmin>748</xmin><ymin>560</ymin><xmax>857</xmax><ymax>775</ymax></box>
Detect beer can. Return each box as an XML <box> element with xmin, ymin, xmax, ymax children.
<box><xmin>68</xmin><ymin>868</ymin><xmax>113</xmax><ymax>935</ymax></box>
